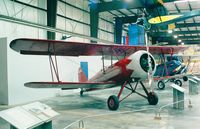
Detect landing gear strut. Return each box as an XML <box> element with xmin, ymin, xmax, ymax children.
<box><xmin>107</xmin><ymin>81</ymin><xmax>158</xmax><ymax>110</ymax></box>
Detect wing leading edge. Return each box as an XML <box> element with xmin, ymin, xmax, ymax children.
<box><xmin>25</xmin><ymin>82</ymin><xmax>117</xmax><ymax>89</ymax></box>
<box><xmin>10</xmin><ymin>38</ymin><xmax>187</xmax><ymax>56</ymax></box>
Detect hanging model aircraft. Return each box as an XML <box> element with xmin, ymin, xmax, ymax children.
<box><xmin>10</xmin><ymin>38</ymin><xmax>187</xmax><ymax>110</ymax></box>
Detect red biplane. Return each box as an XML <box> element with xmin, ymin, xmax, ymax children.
<box><xmin>10</xmin><ymin>38</ymin><xmax>187</xmax><ymax>110</ymax></box>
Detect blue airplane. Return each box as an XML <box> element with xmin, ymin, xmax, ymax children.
<box><xmin>154</xmin><ymin>56</ymin><xmax>188</xmax><ymax>90</ymax></box>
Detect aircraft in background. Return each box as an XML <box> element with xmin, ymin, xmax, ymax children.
<box><xmin>10</xmin><ymin>38</ymin><xmax>187</xmax><ymax>110</ymax></box>
<box><xmin>154</xmin><ymin>55</ymin><xmax>189</xmax><ymax>90</ymax></box>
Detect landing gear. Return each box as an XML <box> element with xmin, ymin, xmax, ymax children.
<box><xmin>107</xmin><ymin>81</ymin><xmax>159</xmax><ymax>110</ymax></box>
<box><xmin>157</xmin><ymin>80</ymin><xmax>165</xmax><ymax>90</ymax></box>
<box><xmin>148</xmin><ymin>92</ymin><xmax>158</xmax><ymax>105</ymax></box>
<box><xmin>157</xmin><ymin>78</ymin><xmax>183</xmax><ymax>90</ymax></box>
<box><xmin>107</xmin><ymin>95</ymin><xmax>119</xmax><ymax>110</ymax></box>
<box><xmin>183</xmin><ymin>76</ymin><xmax>188</xmax><ymax>81</ymax></box>
<box><xmin>175</xmin><ymin>79</ymin><xmax>182</xmax><ymax>86</ymax></box>
<box><xmin>80</xmin><ymin>88</ymin><xmax>84</xmax><ymax>96</ymax></box>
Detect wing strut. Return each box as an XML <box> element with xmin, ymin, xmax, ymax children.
<box><xmin>48</xmin><ymin>43</ymin><xmax>60</xmax><ymax>82</ymax></box>
<box><xmin>101</xmin><ymin>51</ymin><xmax>105</xmax><ymax>73</ymax></box>
<box><xmin>111</xmin><ymin>48</ymin><xmax>119</xmax><ymax>61</ymax></box>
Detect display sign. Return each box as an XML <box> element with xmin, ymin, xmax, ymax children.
<box><xmin>0</xmin><ymin>107</ymin><xmax>43</xmax><ymax>129</ymax></box>
<box><xmin>22</xmin><ymin>102</ymin><xmax>59</xmax><ymax>122</ymax></box>
<box><xmin>0</xmin><ymin>102</ymin><xmax>59</xmax><ymax>129</ymax></box>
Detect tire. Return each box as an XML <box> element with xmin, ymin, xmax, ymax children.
<box><xmin>183</xmin><ymin>76</ymin><xmax>188</xmax><ymax>81</ymax></box>
<box><xmin>148</xmin><ymin>92</ymin><xmax>158</xmax><ymax>105</ymax></box>
<box><xmin>107</xmin><ymin>95</ymin><xmax>119</xmax><ymax>110</ymax></box>
<box><xmin>157</xmin><ymin>81</ymin><xmax>165</xmax><ymax>90</ymax></box>
<box><xmin>175</xmin><ymin>79</ymin><xmax>182</xmax><ymax>86</ymax></box>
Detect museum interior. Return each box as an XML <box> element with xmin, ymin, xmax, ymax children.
<box><xmin>0</xmin><ymin>0</ymin><xmax>200</xmax><ymax>129</ymax></box>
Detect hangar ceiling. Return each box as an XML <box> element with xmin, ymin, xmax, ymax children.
<box><xmin>90</xmin><ymin>0</ymin><xmax>200</xmax><ymax>45</ymax></box>
<box><xmin>151</xmin><ymin>0</ymin><xmax>200</xmax><ymax>45</ymax></box>
<box><xmin>0</xmin><ymin>0</ymin><xmax>200</xmax><ymax>45</ymax></box>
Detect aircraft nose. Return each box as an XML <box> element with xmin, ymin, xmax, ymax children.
<box><xmin>140</xmin><ymin>53</ymin><xmax>155</xmax><ymax>73</ymax></box>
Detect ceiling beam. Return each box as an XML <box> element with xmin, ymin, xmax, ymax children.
<box><xmin>183</xmin><ymin>40</ymin><xmax>200</xmax><ymax>44</ymax></box>
<box><xmin>176</xmin><ymin>23</ymin><xmax>200</xmax><ymax>28</ymax></box>
<box><xmin>47</xmin><ymin>0</ymin><xmax>58</xmax><ymax>40</ymax></box>
<box><xmin>114</xmin><ymin>16</ymin><xmax>138</xmax><ymax>43</ymax></box>
<box><xmin>94</xmin><ymin>0</ymin><xmax>178</xmax><ymax>12</ymax></box>
<box><xmin>90</xmin><ymin>4</ymin><xmax>99</xmax><ymax>43</ymax></box>
<box><xmin>95</xmin><ymin>0</ymin><xmax>144</xmax><ymax>12</ymax></box>
<box><xmin>151</xmin><ymin>30</ymin><xmax>200</xmax><ymax>37</ymax></box>
<box><xmin>153</xmin><ymin>35</ymin><xmax>200</xmax><ymax>39</ymax></box>
<box><xmin>178</xmin><ymin>36</ymin><xmax>200</xmax><ymax>39</ymax></box>
<box><xmin>152</xmin><ymin>36</ymin><xmax>200</xmax><ymax>45</ymax></box>
<box><xmin>115</xmin><ymin>16</ymin><xmax>138</xmax><ymax>24</ymax></box>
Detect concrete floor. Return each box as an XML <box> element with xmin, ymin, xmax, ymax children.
<box><xmin>0</xmin><ymin>81</ymin><xmax>200</xmax><ymax>129</ymax></box>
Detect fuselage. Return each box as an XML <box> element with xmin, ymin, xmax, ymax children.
<box><xmin>88</xmin><ymin>50</ymin><xmax>156</xmax><ymax>84</ymax></box>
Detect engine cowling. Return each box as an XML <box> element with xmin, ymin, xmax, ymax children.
<box><xmin>126</xmin><ymin>50</ymin><xmax>156</xmax><ymax>80</ymax></box>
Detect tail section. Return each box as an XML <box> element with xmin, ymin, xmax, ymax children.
<box><xmin>78</xmin><ymin>62</ymin><xmax>88</xmax><ymax>82</ymax></box>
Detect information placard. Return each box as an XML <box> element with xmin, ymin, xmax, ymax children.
<box><xmin>0</xmin><ymin>107</ymin><xmax>43</xmax><ymax>129</ymax></box>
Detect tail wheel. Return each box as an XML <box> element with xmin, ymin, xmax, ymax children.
<box><xmin>157</xmin><ymin>80</ymin><xmax>165</xmax><ymax>90</ymax></box>
<box><xmin>183</xmin><ymin>76</ymin><xmax>188</xmax><ymax>81</ymax></box>
<box><xmin>175</xmin><ymin>79</ymin><xmax>182</xmax><ymax>86</ymax></box>
<box><xmin>107</xmin><ymin>95</ymin><xmax>119</xmax><ymax>110</ymax></box>
<box><xmin>148</xmin><ymin>92</ymin><xmax>158</xmax><ymax>105</ymax></box>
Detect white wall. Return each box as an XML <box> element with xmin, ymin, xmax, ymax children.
<box><xmin>0</xmin><ymin>0</ymin><xmax>60</xmax><ymax>105</ymax></box>
<box><xmin>0</xmin><ymin>0</ymin><xmax>115</xmax><ymax>105</ymax></box>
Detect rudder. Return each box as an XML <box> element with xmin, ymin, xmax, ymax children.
<box><xmin>78</xmin><ymin>62</ymin><xmax>88</xmax><ymax>82</ymax></box>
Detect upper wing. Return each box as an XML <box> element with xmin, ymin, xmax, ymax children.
<box><xmin>10</xmin><ymin>38</ymin><xmax>187</xmax><ymax>56</ymax></box>
<box><xmin>25</xmin><ymin>81</ymin><xmax>117</xmax><ymax>89</ymax></box>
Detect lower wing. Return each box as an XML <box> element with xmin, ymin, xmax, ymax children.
<box><xmin>25</xmin><ymin>82</ymin><xmax>117</xmax><ymax>89</ymax></box>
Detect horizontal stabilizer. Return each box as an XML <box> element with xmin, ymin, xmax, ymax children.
<box><xmin>25</xmin><ymin>82</ymin><xmax>117</xmax><ymax>89</ymax></box>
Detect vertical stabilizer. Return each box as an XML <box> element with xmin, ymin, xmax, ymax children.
<box><xmin>78</xmin><ymin>62</ymin><xmax>88</xmax><ymax>82</ymax></box>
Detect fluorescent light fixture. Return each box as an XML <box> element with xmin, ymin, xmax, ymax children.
<box><xmin>181</xmin><ymin>42</ymin><xmax>185</xmax><ymax>45</ymax></box>
<box><xmin>168</xmin><ymin>30</ymin><xmax>173</xmax><ymax>33</ymax></box>
<box><xmin>178</xmin><ymin>39</ymin><xmax>182</xmax><ymax>42</ymax></box>
<box><xmin>174</xmin><ymin>35</ymin><xmax>178</xmax><ymax>38</ymax></box>
<box><xmin>174</xmin><ymin>0</ymin><xmax>199</xmax><ymax>3</ymax></box>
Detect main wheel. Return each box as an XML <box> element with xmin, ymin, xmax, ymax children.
<box><xmin>157</xmin><ymin>80</ymin><xmax>165</xmax><ymax>90</ymax></box>
<box><xmin>183</xmin><ymin>76</ymin><xmax>188</xmax><ymax>81</ymax></box>
<box><xmin>175</xmin><ymin>79</ymin><xmax>182</xmax><ymax>86</ymax></box>
<box><xmin>107</xmin><ymin>95</ymin><xmax>119</xmax><ymax>110</ymax></box>
<box><xmin>148</xmin><ymin>92</ymin><xmax>158</xmax><ymax>105</ymax></box>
